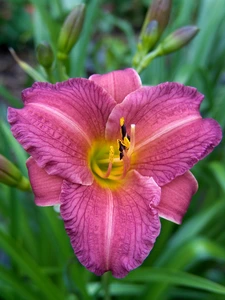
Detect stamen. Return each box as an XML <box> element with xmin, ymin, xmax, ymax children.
<box><xmin>120</xmin><ymin>117</ymin><xmax>127</xmax><ymax>139</ymax></box>
<box><xmin>92</xmin><ymin>146</ymin><xmax>115</xmax><ymax>179</ymax></box>
<box><xmin>127</xmin><ymin>124</ymin><xmax>135</xmax><ymax>157</ymax></box>
<box><xmin>123</xmin><ymin>136</ymin><xmax>130</xmax><ymax>149</ymax></box>
<box><xmin>119</xmin><ymin>151</ymin><xmax>124</xmax><ymax>160</ymax></box>
<box><xmin>117</xmin><ymin>139</ymin><xmax>126</xmax><ymax>160</ymax></box>
<box><xmin>117</xmin><ymin>120</ymin><xmax>135</xmax><ymax>179</ymax></box>
<box><xmin>118</xmin><ymin>118</ymin><xmax>135</xmax><ymax>161</ymax></box>
<box><xmin>120</xmin><ymin>117</ymin><xmax>125</xmax><ymax>127</ymax></box>
<box><xmin>97</xmin><ymin>157</ymin><xmax>121</xmax><ymax>164</ymax></box>
<box><xmin>118</xmin><ymin>152</ymin><xmax>131</xmax><ymax>180</ymax></box>
<box><xmin>103</xmin><ymin>146</ymin><xmax>114</xmax><ymax>178</ymax></box>
<box><xmin>109</xmin><ymin>146</ymin><xmax>114</xmax><ymax>163</ymax></box>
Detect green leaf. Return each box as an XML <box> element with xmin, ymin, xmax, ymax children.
<box><xmin>0</xmin><ymin>265</ymin><xmax>38</xmax><ymax>300</ymax></box>
<box><xmin>88</xmin><ymin>282</ymin><xmax>145</xmax><ymax>297</ymax></box>
<box><xmin>124</xmin><ymin>267</ymin><xmax>225</xmax><ymax>295</ymax></box>
<box><xmin>155</xmin><ymin>200</ymin><xmax>225</xmax><ymax>267</ymax></box>
<box><xmin>109</xmin><ymin>283</ymin><xmax>145</xmax><ymax>296</ymax></box>
<box><xmin>70</xmin><ymin>0</ymin><xmax>103</xmax><ymax>77</ymax></box>
<box><xmin>9</xmin><ymin>48</ymin><xmax>47</xmax><ymax>82</ymax></box>
<box><xmin>0</xmin><ymin>230</ymin><xmax>65</xmax><ymax>300</ymax></box>
<box><xmin>30</xmin><ymin>0</ymin><xmax>61</xmax><ymax>48</ymax></box>
<box><xmin>208</xmin><ymin>162</ymin><xmax>225</xmax><ymax>193</ymax></box>
<box><xmin>191</xmin><ymin>0</ymin><xmax>225</xmax><ymax>67</ymax></box>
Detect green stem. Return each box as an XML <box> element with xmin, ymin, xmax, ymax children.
<box><xmin>102</xmin><ymin>272</ymin><xmax>111</xmax><ymax>300</ymax></box>
<box><xmin>57</xmin><ymin>60</ymin><xmax>69</xmax><ymax>81</ymax></box>
<box><xmin>45</xmin><ymin>68</ymin><xmax>57</xmax><ymax>83</ymax></box>
<box><xmin>135</xmin><ymin>48</ymin><xmax>160</xmax><ymax>74</ymax></box>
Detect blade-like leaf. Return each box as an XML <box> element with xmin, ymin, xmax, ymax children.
<box><xmin>0</xmin><ymin>265</ymin><xmax>38</xmax><ymax>300</ymax></box>
<box><xmin>0</xmin><ymin>230</ymin><xmax>65</xmax><ymax>300</ymax></box>
<box><xmin>124</xmin><ymin>267</ymin><xmax>225</xmax><ymax>295</ymax></box>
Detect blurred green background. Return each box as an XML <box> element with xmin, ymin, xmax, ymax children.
<box><xmin>1</xmin><ymin>0</ymin><xmax>225</xmax><ymax>299</ymax></box>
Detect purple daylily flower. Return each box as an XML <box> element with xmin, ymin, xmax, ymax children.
<box><xmin>8</xmin><ymin>68</ymin><xmax>222</xmax><ymax>278</ymax></box>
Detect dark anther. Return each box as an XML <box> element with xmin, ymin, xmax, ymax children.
<box><xmin>121</xmin><ymin>124</ymin><xmax>127</xmax><ymax>139</ymax></box>
<box><xmin>118</xmin><ymin>140</ymin><xmax>126</xmax><ymax>160</ymax></box>
<box><xmin>119</xmin><ymin>152</ymin><xmax>124</xmax><ymax>160</ymax></box>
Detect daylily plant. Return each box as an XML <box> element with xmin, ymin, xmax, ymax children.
<box><xmin>8</xmin><ymin>68</ymin><xmax>222</xmax><ymax>278</ymax></box>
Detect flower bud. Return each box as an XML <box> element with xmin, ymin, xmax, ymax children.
<box><xmin>57</xmin><ymin>4</ymin><xmax>85</xmax><ymax>60</ymax></box>
<box><xmin>0</xmin><ymin>155</ymin><xmax>31</xmax><ymax>191</ymax></box>
<box><xmin>157</xmin><ymin>26</ymin><xmax>199</xmax><ymax>55</ymax></box>
<box><xmin>141</xmin><ymin>20</ymin><xmax>159</xmax><ymax>52</ymax></box>
<box><xmin>141</xmin><ymin>0</ymin><xmax>172</xmax><ymax>40</ymax></box>
<box><xmin>36</xmin><ymin>42</ymin><xmax>54</xmax><ymax>69</ymax></box>
<box><xmin>133</xmin><ymin>20</ymin><xmax>159</xmax><ymax>68</ymax></box>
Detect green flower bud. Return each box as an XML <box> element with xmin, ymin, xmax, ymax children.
<box><xmin>141</xmin><ymin>20</ymin><xmax>159</xmax><ymax>52</ymax></box>
<box><xmin>141</xmin><ymin>0</ymin><xmax>172</xmax><ymax>40</ymax></box>
<box><xmin>157</xmin><ymin>26</ymin><xmax>199</xmax><ymax>55</ymax></box>
<box><xmin>133</xmin><ymin>20</ymin><xmax>159</xmax><ymax>68</ymax></box>
<box><xmin>57</xmin><ymin>4</ymin><xmax>85</xmax><ymax>60</ymax></box>
<box><xmin>36</xmin><ymin>42</ymin><xmax>54</xmax><ymax>69</ymax></box>
<box><xmin>0</xmin><ymin>155</ymin><xmax>31</xmax><ymax>191</ymax></box>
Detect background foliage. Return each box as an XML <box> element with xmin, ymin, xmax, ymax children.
<box><xmin>0</xmin><ymin>0</ymin><xmax>225</xmax><ymax>299</ymax></box>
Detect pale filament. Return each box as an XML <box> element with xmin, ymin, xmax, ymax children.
<box><xmin>103</xmin><ymin>146</ymin><xmax>114</xmax><ymax>178</ymax></box>
<box><xmin>118</xmin><ymin>151</ymin><xmax>130</xmax><ymax>180</ymax></box>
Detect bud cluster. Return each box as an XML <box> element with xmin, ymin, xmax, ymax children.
<box><xmin>133</xmin><ymin>0</ymin><xmax>199</xmax><ymax>73</ymax></box>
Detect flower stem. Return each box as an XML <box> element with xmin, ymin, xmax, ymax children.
<box><xmin>135</xmin><ymin>48</ymin><xmax>160</xmax><ymax>73</ymax></box>
<box><xmin>102</xmin><ymin>272</ymin><xmax>111</xmax><ymax>300</ymax></box>
<box><xmin>45</xmin><ymin>68</ymin><xmax>56</xmax><ymax>84</ymax></box>
<box><xmin>57</xmin><ymin>60</ymin><xmax>69</xmax><ymax>82</ymax></box>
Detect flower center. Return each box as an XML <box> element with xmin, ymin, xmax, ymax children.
<box><xmin>88</xmin><ymin>118</ymin><xmax>135</xmax><ymax>189</ymax></box>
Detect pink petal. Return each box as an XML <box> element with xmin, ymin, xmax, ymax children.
<box><xmin>27</xmin><ymin>157</ymin><xmax>62</xmax><ymax>206</ymax></box>
<box><xmin>60</xmin><ymin>170</ymin><xmax>161</xmax><ymax>278</ymax></box>
<box><xmin>21</xmin><ymin>79</ymin><xmax>116</xmax><ymax>142</ymax></box>
<box><xmin>89</xmin><ymin>68</ymin><xmax>142</xmax><ymax>103</ymax></box>
<box><xmin>106</xmin><ymin>82</ymin><xmax>204</xmax><ymax>141</ymax></box>
<box><xmin>133</xmin><ymin>118</ymin><xmax>221</xmax><ymax>186</ymax></box>
<box><xmin>8</xmin><ymin>79</ymin><xmax>116</xmax><ymax>185</ymax></box>
<box><xmin>8</xmin><ymin>106</ymin><xmax>92</xmax><ymax>185</ymax></box>
<box><xmin>158</xmin><ymin>171</ymin><xmax>198</xmax><ymax>224</ymax></box>
<box><xmin>106</xmin><ymin>82</ymin><xmax>222</xmax><ymax>185</ymax></box>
